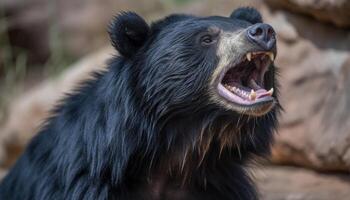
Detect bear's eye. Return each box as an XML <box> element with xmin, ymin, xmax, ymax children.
<box><xmin>201</xmin><ymin>35</ymin><xmax>215</xmax><ymax>46</ymax></box>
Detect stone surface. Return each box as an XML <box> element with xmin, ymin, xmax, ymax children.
<box><xmin>264</xmin><ymin>0</ymin><xmax>350</xmax><ymax>28</ymax></box>
<box><xmin>255</xmin><ymin>166</ymin><xmax>350</xmax><ymax>200</ymax></box>
<box><xmin>260</xmin><ymin>5</ymin><xmax>350</xmax><ymax>171</ymax></box>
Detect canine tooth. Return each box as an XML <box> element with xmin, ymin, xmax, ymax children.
<box><xmin>246</xmin><ymin>52</ymin><xmax>251</xmax><ymax>61</ymax></box>
<box><xmin>267</xmin><ymin>52</ymin><xmax>275</xmax><ymax>61</ymax></box>
<box><xmin>249</xmin><ymin>89</ymin><xmax>257</xmax><ymax>101</ymax></box>
<box><xmin>267</xmin><ymin>88</ymin><xmax>274</xmax><ymax>96</ymax></box>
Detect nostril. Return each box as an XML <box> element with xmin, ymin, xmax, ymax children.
<box><xmin>249</xmin><ymin>27</ymin><xmax>263</xmax><ymax>37</ymax></box>
<box><xmin>267</xmin><ymin>27</ymin><xmax>274</xmax><ymax>39</ymax></box>
<box><xmin>254</xmin><ymin>27</ymin><xmax>263</xmax><ymax>36</ymax></box>
<box><xmin>246</xmin><ymin>23</ymin><xmax>276</xmax><ymax>50</ymax></box>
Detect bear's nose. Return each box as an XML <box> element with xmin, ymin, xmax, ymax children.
<box><xmin>246</xmin><ymin>23</ymin><xmax>275</xmax><ymax>50</ymax></box>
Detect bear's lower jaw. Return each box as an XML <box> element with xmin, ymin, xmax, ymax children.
<box><xmin>214</xmin><ymin>51</ymin><xmax>276</xmax><ymax>116</ymax></box>
<box><xmin>217</xmin><ymin>83</ymin><xmax>275</xmax><ymax>116</ymax></box>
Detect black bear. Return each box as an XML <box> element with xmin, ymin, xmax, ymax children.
<box><xmin>0</xmin><ymin>7</ymin><xmax>280</xmax><ymax>200</ymax></box>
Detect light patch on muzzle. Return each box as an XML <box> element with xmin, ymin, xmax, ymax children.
<box><xmin>210</xmin><ymin>31</ymin><xmax>247</xmax><ymax>86</ymax></box>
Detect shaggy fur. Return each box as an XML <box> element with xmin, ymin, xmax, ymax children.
<box><xmin>0</xmin><ymin>7</ymin><xmax>280</xmax><ymax>200</ymax></box>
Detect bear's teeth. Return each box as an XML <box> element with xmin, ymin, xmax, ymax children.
<box><xmin>249</xmin><ymin>89</ymin><xmax>257</xmax><ymax>101</ymax></box>
<box><xmin>232</xmin><ymin>86</ymin><xmax>237</xmax><ymax>92</ymax></box>
<box><xmin>235</xmin><ymin>88</ymin><xmax>243</xmax><ymax>96</ymax></box>
<box><xmin>241</xmin><ymin>90</ymin><xmax>248</xmax><ymax>97</ymax></box>
<box><xmin>246</xmin><ymin>52</ymin><xmax>252</xmax><ymax>61</ymax></box>
<box><xmin>224</xmin><ymin>84</ymin><xmax>238</xmax><ymax>93</ymax></box>
<box><xmin>225</xmin><ymin>85</ymin><xmax>254</xmax><ymax>99</ymax></box>
<box><xmin>267</xmin><ymin>88</ymin><xmax>274</xmax><ymax>96</ymax></box>
<box><xmin>267</xmin><ymin>52</ymin><xmax>274</xmax><ymax>61</ymax></box>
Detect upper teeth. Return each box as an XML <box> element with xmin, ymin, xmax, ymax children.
<box><xmin>246</xmin><ymin>52</ymin><xmax>252</xmax><ymax>61</ymax></box>
<box><xmin>267</xmin><ymin>52</ymin><xmax>275</xmax><ymax>61</ymax></box>
<box><xmin>246</xmin><ymin>51</ymin><xmax>275</xmax><ymax>61</ymax></box>
<box><xmin>267</xmin><ymin>88</ymin><xmax>274</xmax><ymax>95</ymax></box>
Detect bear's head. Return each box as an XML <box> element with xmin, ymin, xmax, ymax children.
<box><xmin>109</xmin><ymin>8</ymin><xmax>278</xmax><ymax>120</ymax></box>
<box><xmin>107</xmin><ymin>8</ymin><xmax>281</xmax><ymax>175</ymax></box>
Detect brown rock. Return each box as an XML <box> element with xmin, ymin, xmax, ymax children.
<box><xmin>0</xmin><ymin>47</ymin><xmax>112</xmax><ymax>168</ymax></box>
<box><xmin>264</xmin><ymin>0</ymin><xmax>350</xmax><ymax>28</ymax></box>
<box><xmin>260</xmin><ymin>5</ymin><xmax>350</xmax><ymax>171</ymax></box>
<box><xmin>1</xmin><ymin>0</ymin><xmax>163</xmax><ymax>65</ymax></box>
<box><xmin>255</xmin><ymin>166</ymin><xmax>350</xmax><ymax>200</ymax></box>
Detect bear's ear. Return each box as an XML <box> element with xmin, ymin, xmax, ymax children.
<box><xmin>230</xmin><ymin>7</ymin><xmax>262</xmax><ymax>24</ymax></box>
<box><xmin>108</xmin><ymin>12</ymin><xmax>150</xmax><ymax>57</ymax></box>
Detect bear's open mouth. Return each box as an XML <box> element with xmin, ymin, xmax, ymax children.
<box><xmin>217</xmin><ymin>51</ymin><xmax>275</xmax><ymax>107</ymax></box>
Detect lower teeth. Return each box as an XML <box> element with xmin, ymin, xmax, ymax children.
<box><xmin>224</xmin><ymin>84</ymin><xmax>249</xmax><ymax>99</ymax></box>
<box><xmin>224</xmin><ymin>84</ymin><xmax>274</xmax><ymax>101</ymax></box>
<box><xmin>249</xmin><ymin>89</ymin><xmax>257</xmax><ymax>101</ymax></box>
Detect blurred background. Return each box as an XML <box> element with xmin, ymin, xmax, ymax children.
<box><xmin>1</xmin><ymin>0</ymin><xmax>350</xmax><ymax>199</ymax></box>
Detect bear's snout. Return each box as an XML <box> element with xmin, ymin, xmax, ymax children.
<box><xmin>246</xmin><ymin>23</ymin><xmax>276</xmax><ymax>51</ymax></box>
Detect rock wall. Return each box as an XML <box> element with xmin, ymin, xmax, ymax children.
<box><xmin>260</xmin><ymin>2</ymin><xmax>350</xmax><ymax>171</ymax></box>
<box><xmin>0</xmin><ymin>47</ymin><xmax>112</xmax><ymax>169</ymax></box>
<box><xmin>256</xmin><ymin>166</ymin><xmax>350</xmax><ymax>200</ymax></box>
<box><xmin>0</xmin><ymin>0</ymin><xmax>163</xmax><ymax>65</ymax></box>
<box><xmin>265</xmin><ymin>0</ymin><xmax>350</xmax><ymax>28</ymax></box>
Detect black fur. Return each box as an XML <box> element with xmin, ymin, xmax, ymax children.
<box><xmin>0</xmin><ymin>8</ymin><xmax>280</xmax><ymax>200</ymax></box>
<box><xmin>109</xmin><ymin>12</ymin><xmax>150</xmax><ymax>57</ymax></box>
<box><xmin>230</xmin><ymin>7</ymin><xmax>263</xmax><ymax>24</ymax></box>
